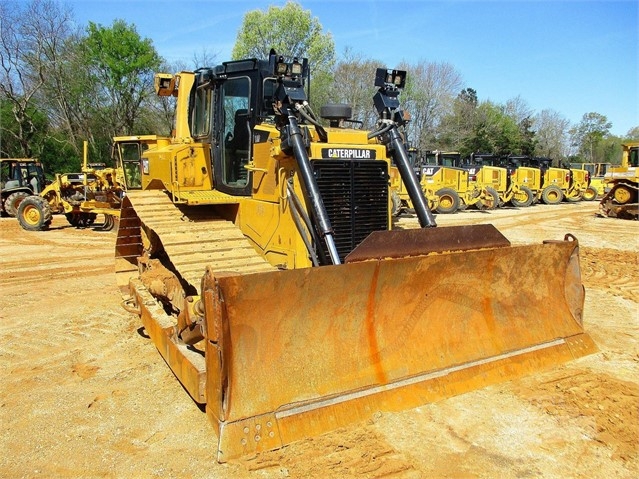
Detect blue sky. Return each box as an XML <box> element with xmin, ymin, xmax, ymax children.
<box><xmin>61</xmin><ymin>0</ymin><xmax>638</xmax><ymax>136</ymax></box>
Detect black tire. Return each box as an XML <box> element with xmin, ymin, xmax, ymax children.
<box><xmin>476</xmin><ymin>187</ymin><xmax>500</xmax><ymax>210</ymax></box>
<box><xmin>565</xmin><ymin>192</ymin><xmax>581</xmax><ymax>202</ymax></box>
<box><xmin>582</xmin><ymin>186</ymin><xmax>598</xmax><ymax>201</ymax></box>
<box><xmin>17</xmin><ymin>196</ymin><xmax>52</xmax><ymax>231</ymax></box>
<box><xmin>435</xmin><ymin>187</ymin><xmax>460</xmax><ymax>214</ymax></box>
<box><xmin>4</xmin><ymin>191</ymin><xmax>30</xmax><ymax>217</ymax></box>
<box><xmin>541</xmin><ymin>185</ymin><xmax>564</xmax><ymax>205</ymax></box>
<box><xmin>511</xmin><ymin>186</ymin><xmax>534</xmax><ymax>207</ymax></box>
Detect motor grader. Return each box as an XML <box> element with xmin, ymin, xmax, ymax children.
<box><xmin>598</xmin><ymin>142</ymin><xmax>638</xmax><ymax>219</ymax></box>
<box><xmin>464</xmin><ymin>153</ymin><xmax>536</xmax><ymax>208</ymax></box>
<box><xmin>17</xmin><ymin>141</ymin><xmax>125</xmax><ymax>231</ymax></box>
<box><xmin>420</xmin><ymin>150</ymin><xmax>499</xmax><ymax>213</ymax></box>
<box><xmin>389</xmin><ymin>159</ymin><xmax>439</xmax><ymax>216</ymax></box>
<box><xmin>529</xmin><ymin>157</ymin><xmax>590</xmax><ymax>204</ymax></box>
<box><xmin>571</xmin><ymin>162</ymin><xmax>608</xmax><ymax>201</ymax></box>
<box><xmin>115</xmin><ymin>52</ymin><xmax>596</xmax><ymax>462</ymax></box>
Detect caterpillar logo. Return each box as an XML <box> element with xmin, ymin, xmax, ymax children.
<box><xmin>321</xmin><ymin>148</ymin><xmax>376</xmax><ymax>159</ymax></box>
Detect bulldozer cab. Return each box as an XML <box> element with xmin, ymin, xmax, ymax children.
<box><xmin>191</xmin><ymin>56</ymin><xmax>303</xmax><ymax>197</ymax></box>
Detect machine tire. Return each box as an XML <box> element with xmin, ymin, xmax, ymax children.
<box><xmin>511</xmin><ymin>186</ymin><xmax>534</xmax><ymax>207</ymax></box>
<box><xmin>4</xmin><ymin>191</ymin><xmax>30</xmax><ymax>217</ymax></box>
<box><xmin>582</xmin><ymin>186</ymin><xmax>598</xmax><ymax>201</ymax></box>
<box><xmin>477</xmin><ymin>187</ymin><xmax>499</xmax><ymax>210</ymax></box>
<box><xmin>565</xmin><ymin>192</ymin><xmax>581</xmax><ymax>202</ymax></box>
<box><xmin>435</xmin><ymin>188</ymin><xmax>460</xmax><ymax>214</ymax></box>
<box><xmin>541</xmin><ymin>185</ymin><xmax>563</xmax><ymax>205</ymax></box>
<box><xmin>17</xmin><ymin>196</ymin><xmax>52</xmax><ymax>231</ymax></box>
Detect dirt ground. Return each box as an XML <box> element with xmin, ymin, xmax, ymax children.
<box><xmin>1</xmin><ymin>201</ymin><xmax>637</xmax><ymax>479</ymax></box>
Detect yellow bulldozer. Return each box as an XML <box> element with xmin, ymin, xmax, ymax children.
<box><xmin>115</xmin><ymin>53</ymin><xmax>596</xmax><ymax>462</ymax></box>
<box><xmin>598</xmin><ymin>142</ymin><xmax>639</xmax><ymax>219</ymax></box>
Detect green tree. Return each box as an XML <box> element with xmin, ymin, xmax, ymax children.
<box><xmin>84</xmin><ymin>19</ymin><xmax>162</xmax><ymax>138</ymax></box>
<box><xmin>502</xmin><ymin>96</ymin><xmax>536</xmax><ymax>155</ymax></box>
<box><xmin>437</xmin><ymin>88</ymin><xmax>478</xmax><ymax>152</ymax></box>
<box><xmin>570</xmin><ymin>112</ymin><xmax>612</xmax><ymax>162</ymax></box>
<box><xmin>231</xmin><ymin>1</ymin><xmax>335</xmax><ymax>108</ymax></box>
<box><xmin>464</xmin><ymin>101</ymin><xmax>520</xmax><ymax>156</ymax></box>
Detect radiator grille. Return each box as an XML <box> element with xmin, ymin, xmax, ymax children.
<box><xmin>312</xmin><ymin>160</ymin><xmax>389</xmax><ymax>262</ymax></box>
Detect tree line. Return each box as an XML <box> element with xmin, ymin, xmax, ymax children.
<box><xmin>2</xmin><ymin>0</ymin><xmax>637</xmax><ymax>176</ymax></box>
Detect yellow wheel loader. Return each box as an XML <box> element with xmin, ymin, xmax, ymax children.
<box><xmin>389</xmin><ymin>163</ymin><xmax>439</xmax><ymax>216</ymax></box>
<box><xmin>502</xmin><ymin>155</ymin><xmax>542</xmax><ymax>206</ymax></box>
<box><xmin>115</xmin><ymin>53</ymin><xmax>596</xmax><ymax>462</ymax></box>
<box><xmin>17</xmin><ymin>141</ymin><xmax>125</xmax><ymax>231</ymax></box>
<box><xmin>598</xmin><ymin>143</ymin><xmax>639</xmax><ymax>219</ymax></box>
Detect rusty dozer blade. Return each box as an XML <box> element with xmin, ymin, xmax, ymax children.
<box><xmin>186</xmin><ymin>225</ymin><xmax>596</xmax><ymax>462</ymax></box>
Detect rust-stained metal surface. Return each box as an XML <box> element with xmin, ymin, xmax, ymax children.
<box><xmin>345</xmin><ymin>224</ymin><xmax>511</xmax><ymax>262</ymax></box>
<box><xmin>115</xmin><ymin>191</ymin><xmax>597</xmax><ymax>463</ymax></box>
<box><xmin>197</xmin><ymin>237</ymin><xmax>596</xmax><ymax>461</ymax></box>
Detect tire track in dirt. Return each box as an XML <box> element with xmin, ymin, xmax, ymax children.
<box><xmin>580</xmin><ymin>247</ymin><xmax>639</xmax><ymax>302</ymax></box>
<box><xmin>237</xmin><ymin>424</ymin><xmax>419</xmax><ymax>479</ymax></box>
<box><xmin>2</xmin><ymin>264</ymin><xmax>113</xmax><ymax>288</ymax></box>
<box><xmin>512</xmin><ymin>369</ymin><xmax>639</xmax><ymax>463</ymax></box>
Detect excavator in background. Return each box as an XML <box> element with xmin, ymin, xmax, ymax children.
<box><xmin>16</xmin><ymin>141</ymin><xmax>127</xmax><ymax>231</ymax></box>
<box><xmin>598</xmin><ymin>142</ymin><xmax>639</xmax><ymax>219</ymax></box>
<box><xmin>0</xmin><ymin>158</ymin><xmax>46</xmax><ymax>216</ymax></box>
<box><xmin>114</xmin><ymin>52</ymin><xmax>596</xmax><ymax>462</ymax></box>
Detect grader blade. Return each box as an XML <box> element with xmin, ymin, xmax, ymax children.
<box><xmin>196</xmin><ymin>231</ymin><xmax>596</xmax><ymax>462</ymax></box>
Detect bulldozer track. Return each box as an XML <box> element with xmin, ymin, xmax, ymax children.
<box><xmin>125</xmin><ymin>190</ymin><xmax>274</xmax><ymax>293</ymax></box>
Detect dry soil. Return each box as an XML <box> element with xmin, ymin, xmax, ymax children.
<box><xmin>1</xmin><ymin>201</ymin><xmax>637</xmax><ymax>479</ymax></box>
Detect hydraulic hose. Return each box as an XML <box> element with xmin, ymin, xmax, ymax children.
<box><xmin>387</xmin><ymin>126</ymin><xmax>437</xmax><ymax>228</ymax></box>
<box><xmin>285</xmin><ymin>109</ymin><xmax>341</xmax><ymax>265</ymax></box>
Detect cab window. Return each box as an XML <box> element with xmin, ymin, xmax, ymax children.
<box><xmin>221</xmin><ymin>77</ymin><xmax>251</xmax><ymax>188</ymax></box>
<box><xmin>118</xmin><ymin>142</ymin><xmax>143</xmax><ymax>189</ymax></box>
<box><xmin>192</xmin><ymin>86</ymin><xmax>212</xmax><ymax>138</ymax></box>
